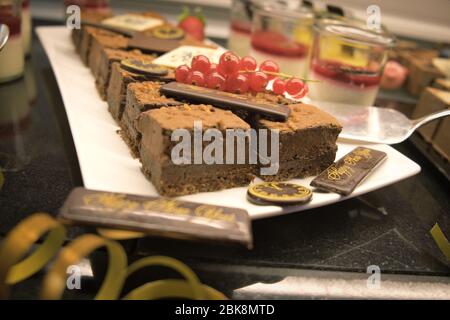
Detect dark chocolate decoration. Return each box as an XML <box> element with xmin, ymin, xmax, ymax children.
<box><xmin>160</xmin><ymin>82</ymin><xmax>291</xmax><ymax>121</ymax></box>
<box><xmin>310</xmin><ymin>147</ymin><xmax>387</xmax><ymax>196</ymax></box>
<box><xmin>247</xmin><ymin>182</ymin><xmax>313</xmax><ymax>205</ymax></box>
<box><xmin>59</xmin><ymin>187</ymin><xmax>253</xmax><ymax>248</ymax></box>
<box><xmin>121</xmin><ymin>58</ymin><xmax>169</xmax><ymax>76</ymax></box>
<box><xmin>128</xmin><ymin>31</ymin><xmax>185</xmax><ymax>54</ymax></box>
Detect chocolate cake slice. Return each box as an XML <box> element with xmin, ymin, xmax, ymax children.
<box><xmin>121</xmin><ymin>81</ymin><xmax>182</xmax><ymax>156</ymax></box>
<box><xmin>91</xmin><ymin>49</ymin><xmax>156</xmax><ymax>100</ymax></box>
<box><xmin>138</xmin><ymin>105</ymin><xmax>256</xmax><ymax>196</ymax></box>
<box><xmin>107</xmin><ymin>62</ymin><xmax>175</xmax><ymax>121</ymax></box>
<box><xmin>72</xmin><ymin>11</ymin><xmax>113</xmax><ymax>50</ymax></box>
<box><xmin>258</xmin><ymin>104</ymin><xmax>342</xmax><ymax>181</ymax></box>
<box><xmin>78</xmin><ymin>27</ymin><xmax>124</xmax><ymax>65</ymax></box>
<box><xmin>87</xmin><ymin>32</ymin><xmax>129</xmax><ymax>71</ymax></box>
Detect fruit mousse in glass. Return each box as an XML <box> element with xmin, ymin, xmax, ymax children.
<box><xmin>308</xmin><ymin>19</ymin><xmax>394</xmax><ymax>106</ymax></box>
<box><xmin>249</xmin><ymin>3</ymin><xmax>314</xmax><ymax>78</ymax></box>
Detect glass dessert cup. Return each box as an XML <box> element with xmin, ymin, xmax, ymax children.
<box><xmin>249</xmin><ymin>3</ymin><xmax>314</xmax><ymax>78</ymax></box>
<box><xmin>228</xmin><ymin>0</ymin><xmax>252</xmax><ymax>57</ymax></box>
<box><xmin>308</xmin><ymin>19</ymin><xmax>394</xmax><ymax>106</ymax></box>
<box><xmin>0</xmin><ymin>0</ymin><xmax>24</xmax><ymax>83</ymax></box>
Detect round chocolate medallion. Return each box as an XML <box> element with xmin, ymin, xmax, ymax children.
<box><xmin>247</xmin><ymin>182</ymin><xmax>313</xmax><ymax>205</ymax></box>
<box><xmin>152</xmin><ymin>25</ymin><xmax>185</xmax><ymax>40</ymax></box>
<box><xmin>121</xmin><ymin>58</ymin><xmax>169</xmax><ymax>76</ymax></box>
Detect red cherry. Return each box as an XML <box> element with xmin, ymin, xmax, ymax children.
<box><xmin>259</xmin><ymin>60</ymin><xmax>279</xmax><ymax>80</ymax></box>
<box><xmin>206</xmin><ymin>72</ymin><xmax>226</xmax><ymax>90</ymax></box>
<box><xmin>272</xmin><ymin>78</ymin><xmax>286</xmax><ymax>95</ymax></box>
<box><xmin>186</xmin><ymin>70</ymin><xmax>206</xmax><ymax>87</ymax></box>
<box><xmin>240</xmin><ymin>56</ymin><xmax>257</xmax><ymax>72</ymax></box>
<box><xmin>175</xmin><ymin>65</ymin><xmax>191</xmax><ymax>83</ymax></box>
<box><xmin>218</xmin><ymin>51</ymin><xmax>241</xmax><ymax>76</ymax></box>
<box><xmin>285</xmin><ymin>78</ymin><xmax>305</xmax><ymax>95</ymax></box>
<box><xmin>208</xmin><ymin>63</ymin><xmax>218</xmax><ymax>75</ymax></box>
<box><xmin>249</xmin><ymin>71</ymin><xmax>268</xmax><ymax>92</ymax></box>
<box><xmin>191</xmin><ymin>55</ymin><xmax>211</xmax><ymax>74</ymax></box>
<box><xmin>292</xmin><ymin>83</ymin><xmax>309</xmax><ymax>99</ymax></box>
<box><xmin>225</xmin><ymin>73</ymin><xmax>249</xmax><ymax>94</ymax></box>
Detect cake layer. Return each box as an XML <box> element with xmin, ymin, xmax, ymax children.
<box><xmin>92</xmin><ymin>49</ymin><xmax>156</xmax><ymax>100</ymax></box>
<box><xmin>139</xmin><ymin>105</ymin><xmax>255</xmax><ymax>196</ymax></box>
<box><xmin>139</xmin><ymin>104</ymin><xmax>251</xmax><ymax>161</ymax></box>
<box><xmin>141</xmin><ymin>160</ymin><xmax>255</xmax><ymax>197</ymax></box>
<box><xmin>258</xmin><ymin>104</ymin><xmax>342</xmax><ymax>163</ymax></box>
<box><xmin>79</xmin><ymin>26</ymin><xmax>124</xmax><ymax>65</ymax></box>
<box><xmin>71</xmin><ymin>11</ymin><xmax>112</xmax><ymax>49</ymax></box>
<box><xmin>107</xmin><ymin>62</ymin><xmax>175</xmax><ymax>121</ymax></box>
<box><xmin>121</xmin><ymin>81</ymin><xmax>182</xmax><ymax>156</ymax></box>
<box><xmin>87</xmin><ymin>32</ymin><xmax>129</xmax><ymax>72</ymax></box>
<box><xmin>260</xmin><ymin>146</ymin><xmax>338</xmax><ymax>182</ymax></box>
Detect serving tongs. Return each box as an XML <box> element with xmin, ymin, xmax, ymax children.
<box><xmin>311</xmin><ymin>100</ymin><xmax>450</xmax><ymax>144</ymax></box>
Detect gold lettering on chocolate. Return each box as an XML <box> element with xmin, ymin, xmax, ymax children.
<box><xmin>353</xmin><ymin>148</ymin><xmax>372</xmax><ymax>159</ymax></box>
<box><xmin>327</xmin><ymin>148</ymin><xmax>373</xmax><ymax>181</ymax></box>
<box><xmin>83</xmin><ymin>193</ymin><xmax>139</xmax><ymax>211</ymax></box>
<box><xmin>327</xmin><ymin>165</ymin><xmax>355</xmax><ymax>181</ymax></box>
<box><xmin>194</xmin><ymin>205</ymin><xmax>236</xmax><ymax>223</ymax></box>
<box><xmin>344</xmin><ymin>155</ymin><xmax>363</xmax><ymax>166</ymax></box>
<box><xmin>142</xmin><ymin>199</ymin><xmax>190</xmax><ymax>215</ymax></box>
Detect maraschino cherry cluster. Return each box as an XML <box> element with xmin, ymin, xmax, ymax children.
<box><xmin>175</xmin><ymin>51</ymin><xmax>309</xmax><ymax>99</ymax></box>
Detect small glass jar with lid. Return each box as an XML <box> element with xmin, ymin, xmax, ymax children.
<box><xmin>308</xmin><ymin>19</ymin><xmax>394</xmax><ymax>106</ymax></box>
<box><xmin>0</xmin><ymin>0</ymin><xmax>24</xmax><ymax>83</ymax></box>
<box><xmin>249</xmin><ymin>2</ymin><xmax>314</xmax><ymax>78</ymax></box>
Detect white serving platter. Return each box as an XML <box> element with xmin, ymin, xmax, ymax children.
<box><xmin>37</xmin><ymin>26</ymin><xmax>421</xmax><ymax>220</ymax></box>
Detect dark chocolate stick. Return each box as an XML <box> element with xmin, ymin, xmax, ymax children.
<box><xmin>160</xmin><ymin>82</ymin><xmax>291</xmax><ymax>121</ymax></box>
<box><xmin>59</xmin><ymin>187</ymin><xmax>253</xmax><ymax>248</ymax></box>
<box><xmin>310</xmin><ymin>147</ymin><xmax>387</xmax><ymax>196</ymax></box>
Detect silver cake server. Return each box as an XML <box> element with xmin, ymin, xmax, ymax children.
<box><xmin>311</xmin><ymin>100</ymin><xmax>450</xmax><ymax>144</ymax></box>
<box><xmin>0</xmin><ymin>24</ymin><xmax>9</xmax><ymax>51</ymax></box>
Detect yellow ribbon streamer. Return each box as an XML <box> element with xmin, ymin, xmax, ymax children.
<box><xmin>97</xmin><ymin>228</ymin><xmax>145</xmax><ymax>240</ymax></box>
<box><xmin>0</xmin><ymin>213</ymin><xmax>66</xmax><ymax>298</ymax></box>
<box><xmin>0</xmin><ymin>213</ymin><xmax>227</xmax><ymax>300</ymax></box>
<box><xmin>40</xmin><ymin>234</ymin><xmax>128</xmax><ymax>300</ymax></box>
<box><xmin>430</xmin><ymin>223</ymin><xmax>450</xmax><ymax>261</ymax></box>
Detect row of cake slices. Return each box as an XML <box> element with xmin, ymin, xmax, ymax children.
<box><xmin>71</xmin><ymin>10</ymin><xmax>342</xmax><ymax>197</ymax></box>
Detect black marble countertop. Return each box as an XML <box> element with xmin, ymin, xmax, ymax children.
<box><xmin>0</xmin><ymin>21</ymin><xmax>449</xmax><ymax>300</ymax></box>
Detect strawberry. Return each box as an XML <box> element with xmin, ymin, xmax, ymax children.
<box><xmin>178</xmin><ymin>7</ymin><xmax>205</xmax><ymax>41</ymax></box>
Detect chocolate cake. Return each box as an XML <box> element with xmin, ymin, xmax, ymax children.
<box><xmin>138</xmin><ymin>105</ymin><xmax>256</xmax><ymax>196</ymax></box>
<box><xmin>258</xmin><ymin>104</ymin><xmax>342</xmax><ymax>181</ymax></box>
<box><xmin>87</xmin><ymin>32</ymin><xmax>129</xmax><ymax>71</ymax></box>
<box><xmin>77</xmin><ymin>11</ymin><xmax>167</xmax><ymax>65</ymax></box>
<box><xmin>121</xmin><ymin>81</ymin><xmax>182</xmax><ymax>156</ymax></box>
<box><xmin>91</xmin><ymin>49</ymin><xmax>156</xmax><ymax>100</ymax></box>
<box><xmin>71</xmin><ymin>11</ymin><xmax>112</xmax><ymax>52</ymax></box>
<box><xmin>69</xmin><ymin>11</ymin><xmax>344</xmax><ymax>198</ymax></box>
<box><xmin>79</xmin><ymin>27</ymin><xmax>123</xmax><ymax>65</ymax></box>
<box><xmin>107</xmin><ymin>62</ymin><xmax>175</xmax><ymax>121</ymax></box>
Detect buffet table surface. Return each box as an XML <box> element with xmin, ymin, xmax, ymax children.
<box><xmin>1</xmin><ymin>20</ymin><xmax>449</xmax><ymax>299</ymax></box>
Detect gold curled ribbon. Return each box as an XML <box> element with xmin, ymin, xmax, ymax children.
<box><xmin>430</xmin><ymin>223</ymin><xmax>450</xmax><ymax>261</ymax></box>
<box><xmin>97</xmin><ymin>228</ymin><xmax>145</xmax><ymax>240</ymax></box>
<box><xmin>0</xmin><ymin>213</ymin><xmax>227</xmax><ymax>300</ymax></box>
<box><xmin>40</xmin><ymin>233</ymin><xmax>128</xmax><ymax>300</ymax></box>
<box><xmin>0</xmin><ymin>213</ymin><xmax>66</xmax><ymax>298</ymax></box>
